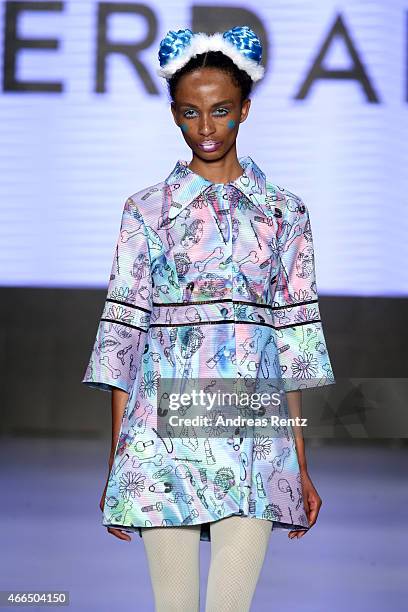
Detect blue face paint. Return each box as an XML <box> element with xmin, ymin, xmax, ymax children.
<box><xmin>227</xmin><ymin>119</ymin><xmax>236</xmax><ymax>129</ymax></box>
<box><xmin>180</xmin><ymin>123</ymin><xmax>189</xmax><ymax>133</ymax></box>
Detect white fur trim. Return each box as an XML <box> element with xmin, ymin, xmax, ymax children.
<box><xmin>157</xmin><ymin>32</ymin><xmax>264</xmax><ymax>82</ymax></box>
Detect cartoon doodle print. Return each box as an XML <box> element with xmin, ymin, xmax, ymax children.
<box><xmin>213</xmin><ymin>467</ymin><xmax>236</xmax><ymax>501</ymax></box>
<box><xmin>82</xmin><ymin>155</ymin><xmax>335</xmax><ymax>542</ymax></box>
<box><xmin>180</xmin><ymin>219</ymin><xmax>204</xmax><ymax>248</ymax></box>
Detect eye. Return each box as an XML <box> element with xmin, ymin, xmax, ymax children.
<box><xmin>183</xmin><ymin>109</ymin><xmax>198</xmax><ymax>118</ymax></box>
<box><xmin>214</xmin><ymin>108</ymin><xmax>230</xmax><ymax>116</ymax></box>
<box><xmin>182</xmin><ymin>107</ymin><xmax>231</xmax><ymax>119</ymax></box>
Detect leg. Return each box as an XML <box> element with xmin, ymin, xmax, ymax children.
<box><xmin>205</xmin><ymin>515</ymin><xmax>272</xmax><ymax>612</ymax></box>
<box><xmin>141</xmin><ymin>524</ymin><xmax>201</xmax><ymax>612</ymax></box>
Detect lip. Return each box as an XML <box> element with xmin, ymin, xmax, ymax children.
<box><xmin>198</xmin><ymin>140</ymin><xmax>222</xmax><ymax>152</ymax></box>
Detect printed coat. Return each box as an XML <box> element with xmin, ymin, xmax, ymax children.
<box><xmin>82</xmin><ymin>155</ymin><xmax>335</xmax><ymax>541</ymax></box>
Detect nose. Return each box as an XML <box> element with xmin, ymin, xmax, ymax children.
<box><xmin>198</xmin><ymin>113</ymin><xmax>216</xmax><ymax>137</ymax></box>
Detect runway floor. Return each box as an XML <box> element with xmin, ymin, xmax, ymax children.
<box><xmin>0</xmin><ymin>437</ymin><xmax>406</xmax><ymax>611</ymax></box>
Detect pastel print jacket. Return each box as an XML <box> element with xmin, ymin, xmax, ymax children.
<box><xmin>81</xmin><ymin>155</ymin><xmax>335</xmax><ymax>541</ymax></box>
<box><xmin>82</xmin><ymin>155</ymin><xmax>335</xmax><ymax>395</ymax></box>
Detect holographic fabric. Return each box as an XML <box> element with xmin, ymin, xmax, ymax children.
<box><xmin>82</xmin><ymin>155</ymin><xmax>335</xmax><ymax>541</ymax></box>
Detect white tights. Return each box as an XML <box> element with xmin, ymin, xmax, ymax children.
<box><xmin>141</xmin><ymin>515</ymin><xmax>272</xmax><ymax>612</ymax></box>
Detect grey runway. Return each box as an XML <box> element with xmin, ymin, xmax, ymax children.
<box><xmin>0</xmin><ymin>438</ymin><xmax>406</xmax><ymax>611</ymax></box>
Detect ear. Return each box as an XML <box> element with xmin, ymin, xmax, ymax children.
<box><xmin>170</xmin><ymin>102</ymin><xmax>178</xmax><ymax>125</ymax></box>
<box><xmin>240</xmin><ymin>98</ymin><xmax>251</xmax><ymax>123</ymax></box>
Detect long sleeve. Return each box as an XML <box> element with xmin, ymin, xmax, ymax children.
<box><xmin>81</xmin><ymin>197</ymin><xmax>153</xmax><ymax>393</ymax></box>
<box><xmin>271</xmin><ymin>198</ymin><xmax>335</xmax><ymax>391</ymax></box>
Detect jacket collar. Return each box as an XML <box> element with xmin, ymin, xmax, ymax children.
<box><xmin>164</xmin><ymin>155</ymin><xmax>272</xmax><ymax>220</ymax></box>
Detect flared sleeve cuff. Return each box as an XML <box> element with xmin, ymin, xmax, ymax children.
<box><xmin>81</xmin><ymin>197</ymin><xmax>153</xmax><ymax>393</ymax></box>
<box><xmin>272</xmin><ymin>301</ymin><xmax>335</xmax><ymax>392</ymax></box>
<box><xmin>272</xmin><ymin>197</ymin><xmax>335</xmax><ymax>392</ymax></box>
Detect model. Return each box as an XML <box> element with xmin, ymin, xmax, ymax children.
<box><xmin>82</xmin><ymin>25</ymin><xmax>335</xmax><ymax>612</ymax></box>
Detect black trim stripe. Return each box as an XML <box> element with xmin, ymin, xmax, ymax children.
<box><xmin>106</xmin><ymin>298</ymin><xmax>152</xmax><ymax>314</ymax></box>
<box><xmin>152</xmin><ymin>298</ymin><xmax>234</xmax><ymax>308</ymax></box>
<box><xmin>100</xmin><ymin>318</ymin><xmax>149</xmax><ymax>333</ymax></box>
<box><xmin>149</xmin><ymin>318</ymin><xmax>322</xmax><ymax>330</ymax></box>
<box><xmin>152</xmin><ymin>298</ymin><xmax>318</xmax><ymax>311</ymax></box>
<box><xmin>274</xmin><ymin>319</ymin><xmax>322</xmax><ymax>330</ymax></box>
<box><xmin>273</xmin><ymin>299</ymin><xmax>318</xmax><ymax>310</ymax></box>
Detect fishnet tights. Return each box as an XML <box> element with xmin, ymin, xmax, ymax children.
<box><xmin>141</xmin><ymin>515</ymin><xmax>272</xmax><ymax>612</ymax></box>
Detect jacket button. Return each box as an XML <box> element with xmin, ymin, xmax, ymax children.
<box><xmin>223</xmin><ymin>348</ymin><xmax>231</xmax><ymax>357</ymax></box>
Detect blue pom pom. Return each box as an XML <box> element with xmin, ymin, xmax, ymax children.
<box><xmin>158</xmin><ymin>28</ymin><xmax>194</xmax><ymax>67</ymax></box>
<box><xmin>222</xmin><ymin>26</ymin><xmax>263</xmax><ymax>64</ymax></box>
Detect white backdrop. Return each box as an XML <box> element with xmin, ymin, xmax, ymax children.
<box><xmin>0</xmin><ymin>0</ymin><xmax>407</xmax><ymax>295</ymax></box>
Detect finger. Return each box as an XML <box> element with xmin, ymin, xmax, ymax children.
<box><xmin>292</xmin><ymin>528</ymin><xmax>308</xmax><ymax>538</ymax></box>
<box><xmin>113</xmin><ymin>530</ymin><xmax>131</xmax><ymax>541</ymax></box>
<box><xmin>107</xmin><ymin>528</ymin><xmax>131</xmax><ymax>541</ymax></box>
<box><xmin>307</xmin><ymin>507</ymin><xmax>319</xmax><ymax>526</ymax></box>
<box><xmin>112</xmin><ymin>532</ymin><xmax>131</xmax><ymax>541</ymax></box>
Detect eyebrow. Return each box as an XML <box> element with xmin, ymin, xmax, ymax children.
<box><xmin>178</xmin><ymin>99</ymin><xmax>234</xmax><ymax>108</ymax></box>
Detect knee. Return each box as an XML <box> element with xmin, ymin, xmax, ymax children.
<box><xmin>152</xmin><ymin>581</ymin><xmax>199</xmax><ymax>612</ymax></box>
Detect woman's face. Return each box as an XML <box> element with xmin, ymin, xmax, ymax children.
<box><xmin>171</xmin><ymin>67</ymin><xmax>251</xmax><ymax>159</ymax></box>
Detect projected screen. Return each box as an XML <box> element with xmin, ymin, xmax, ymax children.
<box><xmin>0</xmin><ymin>0</ymin><xmax>407</xmax><ymax>296</ymax></box>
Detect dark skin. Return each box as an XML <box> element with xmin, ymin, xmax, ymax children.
<box><xmin>102</xmin><ymin>66</ymin><xmax>322</xmax><ymax>540</ymax></box>
<box><xmin>171</xmin><ymin>67</ymin><xmax>250</xmax><ymax>184</ymax></box>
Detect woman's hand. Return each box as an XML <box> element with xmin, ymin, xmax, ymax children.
<box><xmin>99</xmin><ymin>476</ymin><xmax>109</xmax><ymax>514</ymax></box>
<box><xmin>100</xmin><ymin>464</ymin><xmax>132</xmax><ymax>542</ymax></box>
<box><xmin>288</xmin><ymin>470</ymin><xmax>322</xmax><ymax>540</ymax></box>
<box><xmin>106</xmin><ymin>526</ymin><xmax>132</xmax><ymax>541</ymax></box>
